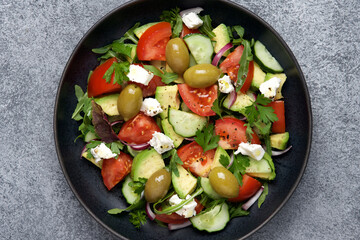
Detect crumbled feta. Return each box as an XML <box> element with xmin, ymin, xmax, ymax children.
<box><xmin>140</xmin><ymin>98</ymin><xmax>163</xmax><ymax>117</ymax></box>
<box><xmin>90</xmin><ymin>143</ymin><xmax>117</xmax><ymax>163</ymax></box>
<box><xmin>218</xmin><ymin>75</ymin><xmax>235</xmax><ymax>93</ymax></box>
<box><xmin>234</xmin><ymin>142</ymin><xmax>265</xmax><ymax>161</ymax></box>
<box><xmin>148</xmin><ymin>132</ymin><xmax>174</xmax><ymax>154</ymax></box>
<box><xmin>182</xmin><ymin>12</ymin><xmax>203</xmax><ymax>29</ymax></box>
<box><xmin>126</xmin><ymin>64</ymin><xmax>154</xmax><ymax>86</ymax></box>
<box><xmin>169</xmin><ymin>194</ymin><xmax>197</xmax><ymax>218</ymax></box>
<box><xmin>259</xmin><ymin>77</ymin><xmax>281</xmax><ymax>99</ymax></box>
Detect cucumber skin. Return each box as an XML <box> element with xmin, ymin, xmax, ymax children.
<box><xmin>168</xmin><ymin>109</ymin><xmax>207</xmax><ymax>138</ymax></box>
<box><xmin>183</xmin><ymin>33</ymin><xmax>214</xmax><ymax>64</ymax></box>
<box><xmin>190</xmin><ymin>203</ymin><xmax>229</xmax><ymax>232</ymax></box>
<box><xmin>254</xmin><ymin>41</ymin><xmax>283</xmax><ymax>73</ymax></box>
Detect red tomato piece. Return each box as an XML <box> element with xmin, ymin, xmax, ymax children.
<box><xmin>118</xmin><ymin>112</ymin><xmax>161</xmax><ymax>144</ymax></box>
<box><xmin>180</xmin><ymin>24</ymin><xmax>200</xmax><ymax>38</ymax></box>
<box><xmin>87</xmin><ymin>57</ymin><xmax>122</xmax><ymax>98</ymax></box>
<box><xmin>226</xmin><ymin>60</ymin><xmax>254</xmax><ymax>93</ymax></box>
<box><xmin>219</xmin><ymin>45</ymin><xmax>244</xmax><ymax>73</ymax></box>
<box><xmin>215</xmin><ymin>117</ymin><xmax>260</xmax><ymax>149</ymax></box>
<box><xmin>177</xmin><ymin>142</ymin><xmax>215</xmax><ymax>177</ymax></box>
<box><xmin>155</xmin><ymin>199</ymin><xmax>204</xmax><ymax>224</ymax></box>
<box><xmin>101</xmin><ymin>152</ymin><xmax>132</xmax><ymax>190</ymax></box>
<box><xmin>267</xmin><ymin>101</ymin><xmax>286</xmax><ymax>133</ymax></box>
<box><xmin>178</xmin><ymin>84</ymin><xmax>218</xmax><ymax>117</ymax></box>
<box><xmin>131</xmin><ymin>75</ymin><xmax>166</xmax><ymax>97</ymax></box>
<box><xmin>228</xmin><ymin>174</ymin><xmax>262</xmax><ymax>202</ymax></box>
<box><xmin>137</xmin><ymin>22</ymin><xmax>172</xmax><ymax>61</ymax></box>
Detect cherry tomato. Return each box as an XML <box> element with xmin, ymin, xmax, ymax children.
<box><xmin>87</xmin><ymin>57</ymin><xmax>122</xmax><ymax>98</ymax></box>
<box><xmin>228</xmin><ymin>174</ymin><xmax>262</xmax><ymax>202</ymax></box>
<box><xmin>180</xmin><ymin>24</ymin><xmax>200</xmax><ymax>38</ymax></box>
<box><xmin>267</xmin><ymin>101</ymin><xmax>285</xmax><ymax>133</ymax></box>
<box><xmin>118</xmin><ymin>112</ymin><xmax>161</xmax><ymax>144</ymax></box>
<box><xmin>137</xmin><ymin>22</ymin><xmax>172</xmax><ymax>61</ymax></box>
<box><xmin>101</xmin><ymin>152</ymin><xmax>132</xmax><ymax>190</ymax></box>
<box><xmin>215</xmin><ymin>117</ymin><xmax>261</xmax><ymax>149</ymax></box>
<box><xmin>177</xmin><ymin>142</ymin><xmax>215</xmax><ymax>177</ymax></box>
<box><xmin>155</xmin><ymin>199</ymin><xmax>204</xmax><ymax>224</ymax></box>
<box><xmin>178</xmin><ymin>84</ymin><xmax>218</xmax><ymax>117</ymax></box>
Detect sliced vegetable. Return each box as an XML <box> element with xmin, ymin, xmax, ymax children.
<box><xmin>101</xmin><ymin>152</ymin><xmax>132</xmax><ymax>190</ymax></box>
<box><xmin>254</xmin><ymin>40</ymin><xmax>283</xmax><ymax>73</ymax></box>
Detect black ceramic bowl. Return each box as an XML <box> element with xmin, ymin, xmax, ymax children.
<box><xmin>54</xmin><ymin>0</ymin><xmax>312</xmax><ymax>239</ymax></box>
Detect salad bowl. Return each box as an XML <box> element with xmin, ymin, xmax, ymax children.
<box><xmin>54</xmin><ymin>0</ymin><xmax>312</xmax><ymax>239</ymax></box>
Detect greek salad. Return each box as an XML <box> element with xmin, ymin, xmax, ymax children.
<box><xmin>72</xmin><ymin>7</ymin><xmax>291</xmax><ymax>232</ymax></box>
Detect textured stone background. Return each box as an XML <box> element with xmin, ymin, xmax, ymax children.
<box><xmin>1</xmin><ymin>0</ymin><xmax>359</xmax><ymax>239</ymax></box>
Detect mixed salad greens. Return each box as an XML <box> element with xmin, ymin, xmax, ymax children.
<box><xmin>72</xmin><ymin>7</ymin><xmax>291</xmax><ymax>232</ymax></box>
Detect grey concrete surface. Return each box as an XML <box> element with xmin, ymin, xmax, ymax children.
<box><xmin>0</xmin><ymin>0</ymin><xmax>359</xmax><ymax>239</ymax></box>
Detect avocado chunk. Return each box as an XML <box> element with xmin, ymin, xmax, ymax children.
<box><xmin>172</xmin><ymin>164</ymin><xmax>197</xmax><ymax>199</ymax></box>
<box><xmin>246</xmin><ymin>153</ymin><xmax>276</xmax><ymax>180</ymax></box>
<box><xmin>155</xmin><ymin>85</ymin><xmax>181</xmax><ymax>119</ymax></box>
<box><xmin>94</xmin><ymin>94</ymin><xmax>120</xmax><ymax>116</ymax></box>
<box><xmin>133</xmin><ymin>22</ymin><xmax>159</xmax><ymax>39</ymax></box>
<box><xmin>200</xmin><ymin>177</ymin><xmax>223</xmax><ymax>200</ymax></box>
<box><xmin>223</xmin><ymin>91</ymin><xmax>255</xmax><ymax>115</ymax></box>
<box><xmin>264</xmin><ymin>73</ymin><xmax>287</xmax><ymax>100</ymax></box>
<box><xmin>270</xmin><ymin>132</ymin><xmax>289</xmax><ymax>150</ymax></box>
<box><xmin>212</xmin><ymin>24</ymin><xmax>231</xmax><ymax>56</ymax></box>
<box><xmin>211</xmin><ymin>146</ymin><xmax>230</xmax><ymax>169</ymax></box>
<box><xmin>81</xmin><ymin>151</ymin><xmax>103</xmax><ymax>169</ymax></box>
<box><xmin>131</xmin><ymin>148</ymin><xmax>165</xmax><ymax>181</ymax></box>
<box><xmin>250</xmin><ymin>62</ymin><xmax>267</xmax><ymax>91</ymax></box>
<box><xmin>161</xmin><ymin>118</ymin><xmax>184</xmax><ymax>147</ymax></box>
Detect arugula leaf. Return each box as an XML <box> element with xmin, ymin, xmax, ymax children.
<box><xmin>128</xmin><ymin>178</ymin><xmax>147</xmax><ymax>195</ymax></box>
<box><xmin>199</xmin><ymin>15</ymin><xmax>215</xmax><ymax>38</ymax></box>
<box><xmin>229</xmin><ymin>153</ymin><xmax>250</xmax><ymax>185</ymax></box>
<box><xmin>160</xmin><ymin>7</ymin><xmax>182</xmax><ymax>38</ymax></box>
<box><xmin>108</xmin><ymin>199</ymin><xmax>145</xmax><ymax>215</ymax></box>
<box><xmin>111</xmin><ymin>42</ymin><xmax>133</xmax><ymax>59</ymax></box>
<box><xmin>142</xmin><ymin>65</ymin><xmax>178</xmax><ymax>84</ymax></box>
<box><xmin>229</xmin><ymin>204</ymin><xmax>249</xmax><ymax>219</ymax></box>
<box><xmin>129</xmin><ymin>209</ymin><xmax>147</xmax><ymax>229</ymax></box>
<box><xmin>258</xmin><ymin>182</ymin><xmax>268</xmax><ymax>208</ymax></box>
<box><xmin>168</xmin><ymin>149</ymin><xmax>183</xmax><ymax>177</ymax></box>
<box><xmin>194</xmin><ymin>124</ymin><xmax>220</xmax><ymax>153</ymax></box>
<box><xmin>235</xmin><ymin>40</ymin><xmax>253</xmax><ymax>92</ymax></box>
<box><xmin>86</xmin><ymin>140</ymin><xmax>102</xmax><ymax>149</ymax></box>
<box><xmin>211</xmin><ymin>97</ymin><xmax>222</xmax><ymax>118</ymax></box>
<box><xmin>231</xmin><ymin>25</ymin><xmax>245</xmax><ymax>45</ymax></box>
<box><xmin>119</xmin><ymin>22</ymin><xmax>141</xmax><ymax>44</ymax></box>
<box><xmin>219</xmin><ymin>154</ymin><xmax>230</xmax><ymax>168</ymax></box>
<box><xmin>263</xmin><ymin>135</ymin><xmax>272</xmax><ymax>156</ymax></box>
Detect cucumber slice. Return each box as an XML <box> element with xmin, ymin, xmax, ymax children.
<box><xmin>122</xmin><ymin>175</ymin><xmax>140</xmax><ymax>204</ymax></box>
<box><xmin>84</xmin><ymin>131</ymin><xmax>97</xmax><ymax>142</ymax></box>
<box><xmin>168</xmin><ymin>109</ymin><xmax>207</xmax><ymax>137</ymax></box>
<box><xmin>126</xmin><ymin>145</ymin><xmax>141</xmax><ymax>157</ymax></box>
<box><xmin>183</xmin><ymin>34</ymin><xmax>214</xmax><ymax>64</ymax></box>
<box><xmin>190</xmin><ymin>203</ymin><xmax>229</xmax><ymax>232</ymax></box>
<box><xmin>254</xmin><ymin>40</ymin><xmax>283</xmax><ymax>73</ymax></box>
<box><xmin>200</xmin><ymin>177</ymin><xmax>223</xmax><ymax>200</ymax></box>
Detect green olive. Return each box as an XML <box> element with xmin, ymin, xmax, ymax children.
<box><xmin>165</xmin><ymin>38</ymin><xmax>190</xmax><ymax>74</ymax></box>
<box><xmin>144</xmin><ymin>169</ymin><xmax>171</xmax><ymax>203</ymax></box>
<box><xmin>183</xmin><ymin>64</ymin><xmax>221</xmax><ymax>88</ymax></box>
<box><xmin>117</xmin><ymin>84</ymin><xmax>142</xmax><ymax>121</ymax></box>
<box><xmin>209</xmin><ymin>167</ymin><xmax>239</xmax><ymax>198</ymax></box>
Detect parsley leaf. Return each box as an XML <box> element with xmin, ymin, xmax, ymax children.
<box><xmin>103</xmin><ymin>61</ymin><xmax>130</xmax><ymax>86</ymax></box>
<box><xmin>129</xmin><ymin>209</ymin><xmax>147</xmax><ymax>229</ymax></box>
<box><xmin>199</xmin><ymin>15</ymin><xmax>215</xmax><ymax>38</ymax></box>
<box><xmin>194</xmin><ymin>124</ymin><xmax>220</xmax><ymax>153</ymax></box>
<box><xmin>111</xmin><ymin>42</ymin><xmax>133</xmax><ymax>59</ymax></box>
<box><xmin>142</xmin><ymin>65</ymin><xmax>178</xmax><ymax>84</ymax></box>
<box><xmin>160</xmin><ymin>8</ymin><xmax>182</xmax><ymax>38</ymax></box>
<box><xmin>211</xmin><ymin>97</ymin><xmax>222</xmax><ymax>118</ymax></box>
<box><xmin>109</xmin><ymin>141</ymin><xmax>124</xmax><ymax>155</ymax></box>
<box><xmin>128</xmin><ymin>178</ymin><xmax>147</xmax><ymax>195</ymax></box>
<box><xmin>258</xmin><ymin>182</ymin><xmax>268</xmax><ymax>208</ymax></box>
<box><xmin>236</xmin><ymin>40</ymin><xmax>253</xmax><ymax>92</ymax></box>
<box><xmin>229</xmin><ymin>154</ymin><xmax>250</xmax><ymax>185</ymax></box>
<box><xmin>219</xmin><ymin>154</ymin><xmax>230</xmax><ymax>168</ymax></box>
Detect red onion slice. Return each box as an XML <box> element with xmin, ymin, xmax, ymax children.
<box><xmin>272</xmin><ymin>145</ymin><xmax>292</xmax><ymax>156</ymax></box>
<box><xmin>228</xmin><ymin>90</ymin><xmax>237</xmax><ymax>108</ymax></box>
<box><xmin>184</xmin><ymin>137</ymin><xmax>195</xmax><ymax>141</ymax></box>
<box><xmin>168</xmin><ymin>220</ymin><xmax>192</xmax><ymax>230</ymax></box>
<box><xmin>227</xmin><ymin>153</ymin><xmax>234</xmax><ymax>168</ymax></box>
<box><xmin>80</xmin><ymin>144</ymin><xmax>88</xmax><ymax>159</ymax></box>
<box><xmin>212</xmin><ymin>43</ymin><xmax>233</xmax><ymax>66</ymax></box>
<box><xmin>110</xmin><ymin>120</ymin><xmax>123</xmax><ymax>127</ymax></box>
<box><xmin>179</xmin><ymin>7</ymin><xmax>203</xmax><ymax>17</ymax></box>
<box><xmin>146</xmin><ymin>202</ymin><xmax>156</xmax><ymax>221</ymax></box>
<box><xmin>242</xmin><ymin>185</ymin><xmax>264</xmax><ymax>211</ymax></box>
<box><xmin>120</xmin><ymin>140</ymin><xmax>150</xmax><ymax>151</ymax></box>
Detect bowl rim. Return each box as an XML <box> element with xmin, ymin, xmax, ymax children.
<box><xmin>53</xmin><ymin>0</ymin><xmax>312</xmax><ymax>239</ymax></box>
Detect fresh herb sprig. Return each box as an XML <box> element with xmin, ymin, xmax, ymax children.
<box><xmin>142</xmin><ymin>65</ymin><xmax>178</xmax><ymax>84</ymax></box>
<box><xmin>199</xmin><ymin>15</ymin><xmax>216</xmax><ymax>38</ymax></box>
<box><xmin>228</xmin><ymin>154</ymin><xmax>250</xmax><ymax>185</ymax></box>
<box><xmin>258</xmin><ymin>182</ymin><xmax>268</xmax><ymax>208</ymax></box>
<box><xmin>128</xmin><ymin>178</ymin><xmax>147</xmax><ymax>195</ymax></box>
<box><xmin>219</xmin><ymin>154</ymin><xmax>230</xmax><ymax>168</ymax></box>
<box><xmin>194</xmin><ymin>123</ymin><xmax>220</xmax><ymax>153</ymax></box>
<box><xmin>103</xmin><ymin>61</ymin><xmax>130</xmax><ymax>86</ymax></box>
<box><xmin>235</xmin><ymin>40</ymin><xmax>253</xmax><ymax>92</ymax></box>
<box><xmin>163</xmin><ymin>149</ymin><xmax>183</xmax><ymax>177</ymax></box>
<box><xmin>160</xmin><ymin>8</ymin><xmax>182</xmax><ymax>38</ymax></box>
<box><xmin>129</xmin><ymin>209</ymin><xmax>147</xmax><ymax>229</ymax></box>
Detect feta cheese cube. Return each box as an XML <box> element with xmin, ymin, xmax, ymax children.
<box><xmin>182</xmin><ymin>12</ymin><xmax>203</xmax><ymax>29</ymax></box>
<box><xmin>140</xmin><ymin>98</ymin><xmax>163</xmax><ymax>117</ymax></box>
<box><xmin>259</xmin><ymin>77</ymin><xmax>281</xmax><ymax>99</ymax></box>
<box><xmin>169</xmin><ymin>194</ymin><xmax>197</xmax><ymax>218</ymax></box>
<box><xmin>148</xmin><ymin>132</ymin><xmax>174</xmax><ymax>154</ymax></box>
<box><xmin>234</xmin><ymin>142</ymin><xmax>265</xmax><ymax>161</ymax></box>
<box><xmin>90</xmin><ymin>142</ymin><xmax>117</xmax><ymax>163</ymax></box>
<box><xmin>218</xmin><ymin>75</ymin><xmax>235</xmax><ymax>93</ymax></box>
<box><xmin>126</xmin><ymin>64</ymin><xmax>154</xmax><ymax>86</ymax></box>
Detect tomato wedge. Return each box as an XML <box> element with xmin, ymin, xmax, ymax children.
<box><xmin>178</xmin><ymin>84</ymin><xmax>217</xmax><ymax>117</ymax></box>
<box><xmin>155</xmin><ymin>199</ymin><xmax>204</xmax><ymax>224</ymax></box>
<box><xmin>215</xmin><ymin>117</ymin><xmax>260</xmax><ymax>149</ymax></box>
<box><xmin>180</xmin><ymin>24</ymin><xmax>200</xmax><ymax>38</ymax></box>
<box><xmin>132</xmin><ymin>75</ymin><xmax>166</xmax><ymax>97</ymax></box>
<box><xmin>267</xmin><ymin>101</ymin><xmax>285</xmax><ymax>133</ymax></box>
<box><xmin>228</xmin><ymin>174</ymin><xmax>262</xmax><ymax>202</ymax></box>
<box><xmin>219</xmin><ymin>45</ymin><xmax>254</xmax><ymax>93</ymax></box>
<box><xmin>137</xmin><ymin>22</ymin><xmax>172</xmax><ymax>61</ymax></box>
<box><xmin>118</xmin><ymin>112</ymin><xmax>161</xmax><ymax>144</ymax></box>
<box><xmin>87</xmin><ymin>57</ymin><xmax>122</xmax><ymax>98</ymax></box>
<box><xmin>177</xmin><ymin>142</ymin><xmax>215</xmax><ymax>177</ymax></box>
<box><xmin>101</xmin><ymin>152</ymin><xmax>132</xmax><ymax>190</ymax></box>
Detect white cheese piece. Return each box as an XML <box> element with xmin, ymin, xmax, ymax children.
<box><xmin>182</xmin><ymin>12</ymin><xmax>203</xmax><ymax>29</ymax></box>
<box><xmin>218</xmin><ymin>75</ymin><xmax>235</xmax><ymax>93</ymax></box>
<box><xmin>126</xmin><ymin>64</ymin><xmax>154</xmax><ymax>86</ymax></box>
<box><xmin>169</xmin><ymin>194</ymin><xmax>197</xmax><ymax>218</ymax></box>
<box><xmin>140</xmin><ymin>98</ymin><xmax>163</xmax><ymax>117</ymax></box>
<box><xmin>90</xmin><ymin>142</ymin><xmax>117</xmax><ymax>163</ymax></box>
<box><xmin>148</xmin><ymin>132</ymin><xmax>174</xmax><ymax>154</ymax></box>
<box><xmin>234</xmin><ymin>142</ymin><xmax>265</xmax><ymax>161</ymax></box>
<box><xmin>259</xmin><ymin>77</ymin><xmax>281</xmax><ymax>99</ymax></box>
